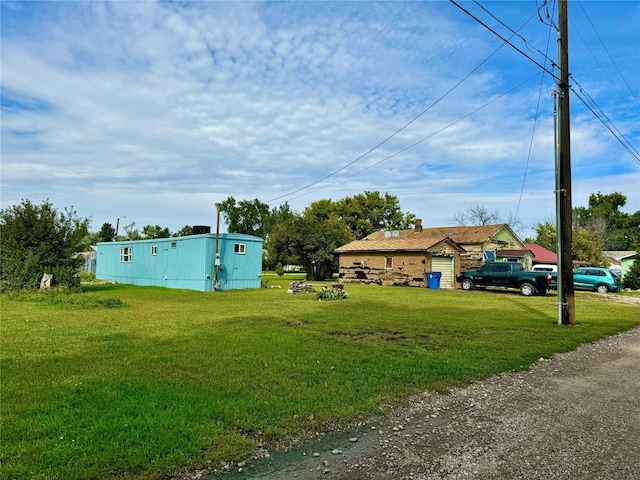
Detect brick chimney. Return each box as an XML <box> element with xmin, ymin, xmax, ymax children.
<box><xmin>415</xmin><ymin>218</ymin><xmax>423</xmax><ymax>232</ymax></box>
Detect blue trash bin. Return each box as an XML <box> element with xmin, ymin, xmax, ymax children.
<box><xmin>426</xmin><ymin>272</ymin><xmax>442</xmax><ymax>289</ymax></box>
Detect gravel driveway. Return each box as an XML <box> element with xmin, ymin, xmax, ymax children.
<box><xmin>213</xmin><ymin>323</ymin><xmax>640</xmax><ymax>480</ymax></box>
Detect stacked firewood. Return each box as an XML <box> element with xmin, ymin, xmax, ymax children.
<box><xmin>287</xmin><ymin>281</ymin><xmax>315</xmax><ymax>294</ymax></box>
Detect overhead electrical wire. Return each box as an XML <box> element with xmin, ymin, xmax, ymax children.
<box><xmin>453</xmin><ymin>0</ymin><xmax>639</xmax><ymax>165</ymax></box>
<box><xmin>571</xmin><ymin>85</ymin><xmax>640</xmax><ymax>165</ymax></box>
<box><xmin>473</xmin><ymin>0</ymin><xmax>549</xmax><ymax>58</ymax></box>
<box><xmin>449</xmin><ymin>0</ymin><xmax>559</xmax><ymax>81</ymax></box>
<box><xmin>571</xmin><ymin>78</ymin><xmax>640</xmax><ymax>160</ymax></box>
<box><xmin>535</xmin><ymin>0</ymin><xmax>558</xmax><ymax>31</ymax></box>
<box><xmin>269</xmin><ymin>0</ymin><xmax>637</xmax><ymax>208</ymax></box>
<box><xmin>515</xmin><ymin>0</ymin><xmax>556</xmax><ymax>220</ymax></box>
<box><xmin>273</xmin><ymin>72</ymin><xmax>544</xmax><ymax>206</ymax></box>
<box><xmin>577</xmin><ymin>1</ymin><xmax>640</xmax><ymax>113</ymax></box>
<box><xmin>266</xmin><ymin>2</ymin><xmax>548</xmax><ymax>206</ymax></box>
<box><xmin>569</xmin><ymin>17</ymin><xmax>640</xmax><ymax>125</ymax></box>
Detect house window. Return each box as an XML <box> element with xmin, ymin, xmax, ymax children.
<box><xmin>151</xmin><ymin>245</ymin><xmax>157</xmax><ymax>256</ymax></box>
<box><xmin>385</xmin><ymin>256</ymin><xmax>393</xmax><ymax>269</ymax></box>
<box><xmin>484</xmin><ymin>250</ymin><xmax>496</xmax><ymax>262</ymax></box>
<box><xmin>120</xmin><ymin>247</ymin><xmax>132</xmax><ymax>263</ymax></box>
<box><xmin>234</xmin><ymin>243</ymin><xmax>246</xmax><ymax>254</ymax></box>
<box><xmin>171</xmin><ymin>242</ymin><xmax>177</xmax><ymax>249</ymax></box>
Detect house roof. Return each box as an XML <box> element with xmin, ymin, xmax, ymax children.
<box><xmin>525</xmin><ymin>243</ymin><xmax>558</xmax><ymax>264</ymax></box>
<box><xmin>363</xmin><ymin>223</ymin><xmax>515</xmax><ymax>245</ymax></box>
<box><xmin>497</xmin><ymin>249</ymin><xmax>533</xmax><ymax>257</ymax></box>
<box><xmin>335</xmin><ymin>235</ymin><xmax>465</xmax><ymax>254</ymax></box>
<box><xmin>336</xmin><ymin>224</ymin><xmax>523</xmax><ymax>254</ymax></box>
<box><xmin>603</xmin><ymin>251</ymin><xmax>637</xmax><ymax>261</ymax></box>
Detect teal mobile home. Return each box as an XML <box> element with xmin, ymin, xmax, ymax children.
<box><xmin>96</xmin><ymin>234</ymin><xmax>263</xmax><ymax>291</ymax></box>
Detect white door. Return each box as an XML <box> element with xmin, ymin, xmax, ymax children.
<box><xmin>431</xmin><ymin>256</ymin><xmax>454</xmax><ymax>288</ymax></box>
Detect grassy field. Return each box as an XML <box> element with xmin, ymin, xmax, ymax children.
<box><xmin>2</xmin><ymin>275</ymin><xmax>639</xmax><ymax>480</ymax></box>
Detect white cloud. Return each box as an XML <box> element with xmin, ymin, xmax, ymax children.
<box><xmin>1</xmin><ymin>0</ymin><xmax>638</xmax><ymax>239</ymax></box>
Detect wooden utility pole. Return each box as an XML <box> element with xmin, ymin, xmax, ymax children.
<box><xmin>556</xmin><ymin>0</ymin><xmax>575</xmax><ymax>325</ymax></box>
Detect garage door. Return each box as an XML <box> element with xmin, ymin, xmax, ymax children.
<box><xmin>431</xmin><ymin>256</ymin><xmax>454</xmax><ymax>288</ymax></box>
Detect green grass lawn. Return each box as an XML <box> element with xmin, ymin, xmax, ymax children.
<box><xmin>2</xmin><ymin>277</ymin><xmax>639</xmax><ymax>480</ymax></box>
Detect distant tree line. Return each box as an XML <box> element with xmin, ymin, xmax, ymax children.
<box><xmin>95</xmin><ymin>222</ymin><xmax>194</xmax><ymax>242</ymax></box>
<box><xmin>2</xmin><ymin>191</ymin><xmax>637</xmax><ymax>291</ymax></box>
<box><xmin>524</xmin><ymin>192</ymin><xmax>640</xmax><ymax>266</ymax></box>
<box><xmin>218</xmin><ymin>191</ymin><xmax>415</xmax><ymax>281</ymax></box>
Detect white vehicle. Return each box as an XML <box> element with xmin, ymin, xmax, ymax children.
<box><xmin>532</xmin><ymin>264</ymin><xmax>558</xmax><ymax>273</ymax></box>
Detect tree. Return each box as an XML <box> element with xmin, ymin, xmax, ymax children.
<box><xmin>0</xmin><ymin>200</ymin><xmax>89</xmax><ymax>291</ymax></box>
<box><xmin>574</xmin><ymin>192</ymin><xmax>639</xmax><ymax>250</ymax></box>
<box><xmin>266</xmin><ymin>216</ymin><xmax>301</xmax><ymax>270</ymax></box>
<box><xmin>294</xmin><ymin>213</ymin><xmax>354</xmax><ymax>280</ymax></box>
<box><xmin>121</xmin><ymin>222</ymin><xmax>142</xmax><ymax>241</ymax></box>
<box><xmin>266</xmin><ymin>210</ymin><xmax>354</xmax><ymax>281</ymax></box>
<box><xmin>334</xmin><ymin>191</ymin><xmax>415</xmax><ymax>239</ymax></box>
<box><xmin>265</xmin><ymin>191</ymin><xmax>412</xmax><ymax>276</ymax></box>
<box><xmin>622</xmin><ymin>258</ymin><xmax>640</xmax><ymax>290</ymax></box>
<box><xmin>528</xmin><ymin>221</ymin><xmax>557</xmax><ymax>252</ymax></box>
<box><xmin>173</xmin><ymin>225</ymin><xmax>194</xmax><ymax>237</ymax></box>
<box><xmin>97</xmin><ymin>222</ymin><xmax>116</xmax><ymax>242</ymax></box>
<box><xmin>528</xmin><ymin>221</ymin><xmax>607</xmax><ymax>266</ymax></box>
<box><xmin>454</xmin><ymin>204</ymin><xmax>501</xmax><ymax>226</ymax></box>
<box><xmin>572</xmin><ymin>228</ymin><xmax>607</xmax><ymax>266</ymax></box>
<box><xmin>141</xmin><ymin>224</ymin><xmax>171</xmax><ymax>239</ymax></box>
<box><xmin>270</xmin><ymin>202</ymin><xmax>295</xmax><ymax>226</ymax></box>
<box><xmin>218</xmin><ymin>196</ymin><xmax>273</xmax><ymax>239</ymax></box>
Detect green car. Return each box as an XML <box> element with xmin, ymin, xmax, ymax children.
<box><xmin>573</xmin><ymin>267</ymin><xmax>620</xmax><ymax>293</ymax></box>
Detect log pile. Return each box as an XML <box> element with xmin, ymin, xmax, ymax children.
<box><xmin>287</xmin><ymin>281</ymin><xmax>315</xmax><ymax>294</ymax></box>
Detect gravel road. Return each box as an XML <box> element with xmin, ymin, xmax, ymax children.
<box><xmin>212</xmin><ymin>322</ymin><xmax>640</xmax><ymax>480</ymax></box>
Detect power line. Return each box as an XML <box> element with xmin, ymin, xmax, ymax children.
<box><xmin>266</xmin><ymin>4</ymin><xmax>546</xmax><ymax>205</ymax></box>
<box><xmin>271</xmin><ymin>72</ymin><xmax>543</xmax><ymax>206</ymax></box>
<box><xmin>577</xmin><ymin>1</ymin><xmax>640</xmax><ymax>113</ymax></box>
<box><xmin>450</xmin><ymin>0</ymin><xmax>559</xmax><ymax>81</ymax></box>
<box><xmin>516</xmin><ymin>1</ymin><xmax>557</xmax><ymax>220</ymax></box>
<box><xmin>570</xmin><ymin>84</ymin><xmax>640</xmax><ymax>165</ymax></box>
<box><xmin>536</xmin><ymin>0</ymin><xmax>558</xmax><ymax>30</ymax></box>
<box><xmin>453</xmin><ymin>0</ymin><xmax>640</xmax><ymax>165</ymax></box>
<box><xmin>473</xmin><ymin>0</ymin><xmax>554</xmax><ymax>61</ymax></box>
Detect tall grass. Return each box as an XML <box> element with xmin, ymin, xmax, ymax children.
<box><xmin>2</xmin><ymin>279</ymin><xmax>638</xmax><ymax>479</ymax></box>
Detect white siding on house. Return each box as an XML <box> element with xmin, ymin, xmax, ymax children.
<box><xmin>432</xmin><ymin>256</ymin><xmax>454</xmax><ymax>288</ymax></box>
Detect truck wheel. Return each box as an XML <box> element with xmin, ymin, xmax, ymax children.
<box><xmin>460</xmin><ymin>278</ymin><xmax>474</xmax><ymax>291</ymax></box>
<box><xmin>596</xmin><ymin>284</ymin><xmax>609</xmax><ymax>294</ymax></box>
<box><xmin>520</xmin><ymin>282</ymin><xmax>536</xmax><ymax>296</ymax></box>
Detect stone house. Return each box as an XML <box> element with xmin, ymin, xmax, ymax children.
<box><xmin>335</xmin><ymin>221</ymin><xmax>525</xmax><ymax>288</ymax></box>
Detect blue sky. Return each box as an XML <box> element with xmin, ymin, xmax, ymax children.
<box><xmin>2</xmin><ymin>0</ymin><xmax>639</xmax><ymax>238</ymax></box>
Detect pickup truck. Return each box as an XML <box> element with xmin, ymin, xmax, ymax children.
<box><xmin>456</xmin><ymin>262</ymin><xmax>553</xmax><ymax>296</ymax></box>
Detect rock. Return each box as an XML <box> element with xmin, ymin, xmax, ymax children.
<box><xmin>40</xmin><ymin>273</ymin><xmax>53</xmax><ymax>289</ymax></box>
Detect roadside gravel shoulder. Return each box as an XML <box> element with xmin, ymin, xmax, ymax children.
<box><xmin>335</xmin><ymin>325</ymin><xmax>640</xmax><ymax>480</ymax></box>
<box><xmin>213</xmin><ymin>323</ymin><xmax>640</xmax><ymax>480</ymax></box>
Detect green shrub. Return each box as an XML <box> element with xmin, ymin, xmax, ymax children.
<box><xmin>0</xmin><ymin>200</ymin><xmax>88</xmax><ymax>292</ymax></box>
<box><xmin>275</xmin><ymin>262</ymin><xmax>285</xmax><ymax>276</ymax></box>
<box><xmin>79</xmin><ymin>271</ymin><xmax>96</xmax><ymax>282</ymax></box>
<box><xmin>622</xmin><ymin>259</ymin><xmax>640</xmax><ymax>290</ymax></box>
<box><xmin>316</xmin><ymin>286</ymin><xmax>348</xmax><ymax>301</ymax></box>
